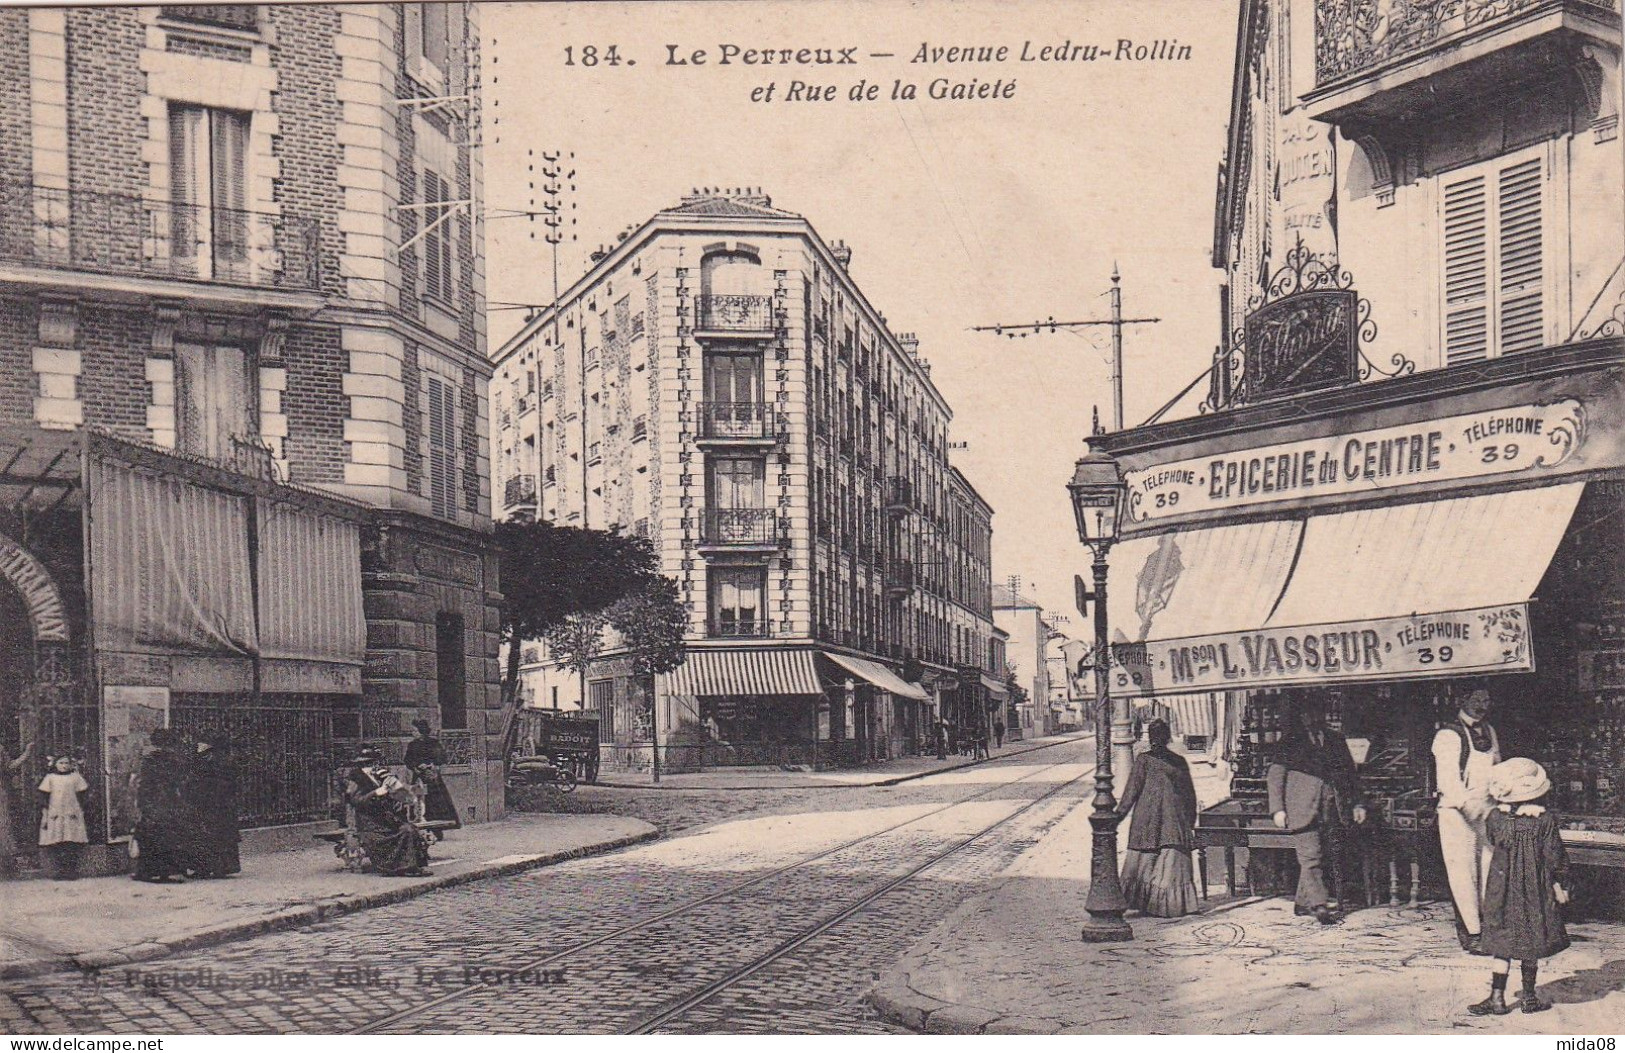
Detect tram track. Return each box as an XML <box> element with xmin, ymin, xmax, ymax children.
<box><xmin>350</xmin><ymin>743</ymin><xmax>1094</xmax><ymax>1034</ymax></box>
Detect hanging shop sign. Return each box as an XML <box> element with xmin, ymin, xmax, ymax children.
<box><xmin>1109</xmin><ymin>604</ymin><xmax>1531</xmax><ymax>697</ymax></box>
<box><xmin>1125</xmin><ymin>398</ymin><xmax>1585</xmax><ymax>522</ymax></box>
<box><xmin>1242</xmin><ymin>289</ymin><xmax>1358</xmax><ymax>400</ymax></box>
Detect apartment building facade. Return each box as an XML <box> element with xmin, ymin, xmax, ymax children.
<box><xmin>0</xmin><ymin>3</ymin><xmax>503</xmax><ymax>872</ymax></box>
<box><xmin>493</xmin><ymin>190</ymin><xmax>997</xmax><ymax>770</ymax></box>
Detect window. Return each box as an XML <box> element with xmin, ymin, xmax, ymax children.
<box><xmin>175</xmin><ymin>342</ymin><xmax>253</xmax><ymax>460</ymax></box>
<box><xmin>710</xmin><ymin>567</ymin><xmax>765</xmax><ymax>636</ymax></box>
<box><xmin>427</xmin><ymin>375</ymin><xmax>457</xmax><ymax>519</ymax></box>
<box><xmin>161</xmin><ymin>6</ymin><xmax>257</xmax><ymax>31</ymax></box>
<box><xmin>421</xmin><ymin>2</ymin><xmax>450</xmax><ymax>69</ymax></box>
<box><xmin>421</xmin><ymin>171</ymin><xmax>455</xmax><ymax>305</ymax></box>
<box><xmin>705</xmin><ymin>352</ymin><xmax>763</xmax><ymax>405</ymax></box>
<box><xmin>589</xmin><ymin>678</ymin><xmax>614</xmax><ymax>727</ymax></box>
<box><xmin>436</xmin><ymin>612</ymin><xmax>467</xmax><ymax>731</ymax></box>
<box><xmin>708</xmin><ymin>457</ymin><xmax>765</xmax><ymax>510</ymax></box>
<box><xmin>169</xmin><ymin>104</ymin><xmax>250</xmax><ymax>281</ymax></box>
<box><xmin>1441</xmin><ymin>152</ymin><xmax>1548</xmax><ymax>366</ymax></box>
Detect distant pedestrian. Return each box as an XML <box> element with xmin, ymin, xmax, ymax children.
<box><xmin>994</xmin><ymin>719</ymin><xmax>1006</xmax><ymax>749</ymax></box>
<box><xmin>1467</xmin><ymin>758</ymin><xmax>1569</xmax><ymax>1017</ymax></box>
<box><xmin>132</xmin><ymin>728</ymin><xmax>188</xmax><ymax>883</ymax></box>
<box><xmin>37</xmin><ymin>753</ymin><xmax>89</xmax><ymax>880</ymax></box>
<box><xmin>974</xmin><ymin>726</ymin><xmax>989</xmax><ymax>760</ymax></box>
<box><xmin>935</xmin><ymin>720</ymin><xmax>948</xmax><ymax>761</ymax></box>
<box><xmin>1117</xmin><ymin>720</ymin><xmax>1200</xmax><ymax>916</ymax></box>
<box><xmin>406</xmin><ymin>720</ymin><xmax>461</xmax><ymax>840</ymax></box>
<box><xmin>186</xmin><ymin>742</ymin><xmax>240</xmax><ymax>878</ymax></box>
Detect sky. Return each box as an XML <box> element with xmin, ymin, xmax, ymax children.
<box><xmin>484</xmin><ymin>0</ymin><xmax>1238</xmax><ymax>629</ymax></box>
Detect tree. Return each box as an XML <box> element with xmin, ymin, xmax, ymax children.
<box><xmin>495</xmin><ymin>520</ymin><xmax>659</xmax><ymax>755</ymax></box>
<box><xmin>606</xmin><ymin>577</ymin><xmax>689</xmax><ymax>680</ymax></box>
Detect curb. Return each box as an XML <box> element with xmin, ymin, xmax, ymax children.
<box><xmin>869</xmin><ymin>978</ymin><xmax>1063</xmax><ymax>1035</ymax></box>
<box><xmin>0</xmin><ymin>827</ymin><xmax>659</xmax><ymax>983</ymax></box>
<box><xmin>594</xmin><ymin>735</ymin><xmax>1087</xmax><ymax>792</ymax></box>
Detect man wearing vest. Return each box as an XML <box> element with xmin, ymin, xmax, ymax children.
<box><xmin>1432</xmin><ymin>687</ymin><xmax>1502</xmax><ymax>952</ymax></box>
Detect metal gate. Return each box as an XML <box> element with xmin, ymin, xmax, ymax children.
<box><xmin>171</xmin><ymin>692</ymin><xmax>335</xmax><ymax>827</ymax></box>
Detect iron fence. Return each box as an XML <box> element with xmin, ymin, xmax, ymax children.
<box><xmin>0</xmin><ymin>183</ymin><xmax>320</xmax><ymax>292</ymax></box>
<box><xmin>171</xmin><ymin>692</ymin><xmax>335</xmax><ymax>828</ymax></box>
<box><xmin>1313</xmin><ymin>0</ymin><xmax>1580</xmax><ymax>85</ymax></box>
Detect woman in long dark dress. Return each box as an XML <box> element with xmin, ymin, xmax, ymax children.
<box><xmin>404</xmin><ymin>720</ymin><xmax>460</xmax><ymax>838</ymax></box>
<box><xmin>345</xmin><ymin>748</ymin><xmax>429</xmax><ymax>876</ymax></box>
<box><xmin>1117</xmin><ymin>719</ymin><xmax>1201</xmax><ymax>917</ymax></box>
<box><xmin>186</xmin><ymin>742</ymin><xmax>241</xmax><ymax>878</ymax></box>
<box><xmin>133</xmin><ymin>728</ymin><xmax>188</xmax><ymax>882</ymax></box>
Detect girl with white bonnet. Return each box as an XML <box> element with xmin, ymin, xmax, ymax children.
<box><xmin>1467</xmin><ymin>757</ymin><xmax>1570</xmax><ymax>1017</ymax></box>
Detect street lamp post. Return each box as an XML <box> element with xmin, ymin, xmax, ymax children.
<box><xmin>1068</xmin><ymin>448</ymin><xmax>1133</xmax><ymax>943</ymax></box>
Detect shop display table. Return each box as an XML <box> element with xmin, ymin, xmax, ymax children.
<box><xmin>1195</xmin><ymin>798</ymin><xmax>1378</xmax><ymax>905</ymax></box>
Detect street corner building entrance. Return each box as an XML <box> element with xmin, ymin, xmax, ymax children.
<box><xmin>0</xmin><ymin>426</ymin><xmax>505</xmax><ymax>877</ymax></box>
<box><xmin>1091</xmin><ymin>342</ymin><xmax>1625</xmax><ymax>913</ymax></box>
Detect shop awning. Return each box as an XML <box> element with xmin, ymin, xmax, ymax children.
<box><xmin>980</xmin><ymin>672</ymin><xmax>1009</xmax><ymax>697</ymax></box>
<box><xmin>821</xmin><ymin>652</ymin><xmax>932</xmax><ymax>700</ymax></box>
<box><xmin>658</xmin><ymin>648</ymin><xmax>822</xmax><ymax>697</ymax></box>
<box><xmin>1115</xmin><ymin>484</ymin><xmax>1584</xmax><ymax>696</ymax></box>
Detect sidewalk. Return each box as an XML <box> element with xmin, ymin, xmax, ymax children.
<box><xmin>870</xmin><ymin>775</ymin><xmax>1625</xmax><ymax>1035</ymax></box>
<box><xmin>0</xmin><ymin>812</ymin><xmax>657</xmax><ymax>981</ymax></box>
<box><xmin>593</xmin><ymin>733</ymin><xmax>1085</xmax><ymax>791</ymax></box>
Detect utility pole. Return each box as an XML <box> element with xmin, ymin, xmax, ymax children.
<box><xmin>971</xmin><ymin>266</ymin><xmax>1160</xmax><ymax>432</ymax></box>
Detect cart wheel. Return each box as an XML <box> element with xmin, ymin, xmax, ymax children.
<box><xmin>557</xmin><ymin>769</ymin><xmax>578</xmax><ymax>794</ymax></box>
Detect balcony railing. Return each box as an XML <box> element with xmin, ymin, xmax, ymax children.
<box><xmin>698</xmin><ymin>401</ymin><xmax>784</xmax><ymax>441</ymax></box>
<box><xmin>700</xmin><ymin>508</ymin><xmax>783</xmax><ymax>546</ymax></box>
<box><xmin>884</xmin><ymin>563</ymin><xmax>915</xmax><ymax>595</ymax></box>
<box><xmin>504</xmin><ymin>474</ymin><xmax>538</xmax><ymax>509</ymax></box>
<box><xmin>1314</xmin><ymin>0</ymin><xmax>1595</xmax><ymax>86</ymax></box>
<box><xmin>708</xmin><ymin>618</ymin><xmax>770</xmax><ymax>638</ymax></box>
<box><xmin>696</xmin><ymin>294</ymin><xmax>775</xmax><ymax>332</ymax></box>
<box><xmin>160</xmin><ymin>5</ymin><xmax>259</xmax><ymax>31</ymax></box>
<box><xmin>0</xmin><ymin>183</ymin><xmax>320</xmax><ymax>293</ymax></box>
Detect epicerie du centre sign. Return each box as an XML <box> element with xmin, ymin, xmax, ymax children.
<box><xmin>1110</xmin><ymin>604</ymin><xmax>1531</xmax><ymax>697</ymax></box>
<box><xmin>1125</xmin><ymin>399</ymin><xmax>1585</xmax><ymax>523</ymax></box>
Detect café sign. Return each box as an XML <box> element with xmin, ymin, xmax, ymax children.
<box><xmin>1109</xmin><ymin>604</ymin><xmax>1531</xmax><ymax>697</ymax></box>
<box><xmin>1126</xmin><ymin>398</ymin><xmax>1585</xmax><ymax>522</ymax></box>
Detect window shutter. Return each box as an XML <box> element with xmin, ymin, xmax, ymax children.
<box><xmin>428</xmin><ymin>377</ymin><xmax>455</xmax><ymax>518</ymax></box>
<box><xmin>210</xmin><ymin>110</ymin><xmax>250</xmax><ymax>271</ymax></box>
<box><xmin>1442</xmin><ymin>172</ymin><xmax>1489</xmax><ymax>366</ymax></box>
<box><xmin>169</xmin><ymin>106</ymin><xmax>205</xmax><ymax>267</ymax></box>
<box><xmin>1497</xmin><ymin>157</ymin><xmax>1544</xmax><ymax>355</ymax></box>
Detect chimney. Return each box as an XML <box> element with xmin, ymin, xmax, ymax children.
<box><xmin>830</xmin><ymin>240</ymin><xmax>852</xmax><ymax>268</ymax></box>
<box><xmin>896</xmin><ymin>332</ymin><xmax>919</xmax><ymax>359</ymax></box>
<box><xmin>589</xmin><ymin>244</ymin><xmax>610</xmax><ymax>264</ymax></box>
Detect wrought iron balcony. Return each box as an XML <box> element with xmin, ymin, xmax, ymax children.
<box><xmin>0</xmin><ymin>183</ymin><xmax>320</xmax><ymax>293</ymax></box>
<box><xmin>1311</xmin><ymin>0</ymin><xmax>1617</xmax><ymax>119</ymax></box>
<box><xmin>695</xmin><ymin>294</ymin><xmax>775</xmax><ymax>333</ymax></box>
<box><xmin>503</xmin><ymin>473</ymin><xmax>538</xmax><ymax>510</ymax></box>
<box><xmin>708</xmin><ymin>618</ymin><xmax>769</xmax><ymax>638</ymax></box>
<box><xmin>698</xmin><ymin>401</ymin><xmax>784</xmax><ymax>442</ymax></box>
<box><xmin>700</xmin><ymin>508</ymin><xmax>784</xmax><ymax>547</ymax></box>
<box><xmin>884</xmin><ymin>562</ymin><xmax>915</xmax><ymax>596</ymax></box>
<box><xmin>161</xmin><ymin>5</ymin><xmax>259</xmax><ymax>30</ymax></box>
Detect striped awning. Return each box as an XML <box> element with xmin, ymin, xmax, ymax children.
<box><xmin>657</xmin><ymin>647</ymin><xmax>822</xmax><ymax>697</ymax></box>
<box><xmin>822</xmin><ymin>652</ymin><xmax>931</xmax><ymax>700</ymax></box>
<box><xmin>1134</xmin><ymin>693</ymin><xmax>1216</xmax><ymax>739</ymax></box>
<box><xmin>980</xmin><ymin>672</ymin><xmax>1009</xmax><ymax>697</ymax></box>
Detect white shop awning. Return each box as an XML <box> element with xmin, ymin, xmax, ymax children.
<box><xmin>822</xmin><ymin>652</ymin><xmax>932</xmax><ymax>701</ymax></box>
<box><xmin>1116</xmin><ymin>483</ymin><xmax>1583</xmax><ymax>696</ymax></box>
<box><xmin>657</xmin><ymin>647</ymin><xmax>822</xmax><ymax>697</ymax></box>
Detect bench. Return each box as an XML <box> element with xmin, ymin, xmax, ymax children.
<box><xmin>313</xmin><ymin>821</ymin><xmax>457</xmax><ymax>872</ymax></box>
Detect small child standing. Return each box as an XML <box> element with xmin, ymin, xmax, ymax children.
<box><xmin>1468</xmin><ymin>757</ymin><xmax>1570</xmax><ymax>1017</ymax></box>
<box><xmin>38</xmin><ymin>754</ymin><xmax>89</xmax><ymax>880</ymax></box>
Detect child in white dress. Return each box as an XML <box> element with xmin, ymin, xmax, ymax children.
<box><xmin>38</xmin><ymin>754</ymin><xmax>89</xmax><ymax>880</ymax></box>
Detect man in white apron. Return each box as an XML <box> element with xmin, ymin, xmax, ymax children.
<box><xmin>1432</xmin><ymin>688</ymin><xmax>1501</xmax><ymax>951</ymax></box>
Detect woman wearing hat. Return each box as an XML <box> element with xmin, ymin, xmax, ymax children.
<box><xmin>343</xmin><ymin>746</ymin><xmax>429</xmax><ymax>877</ymax></box>
<box><xmin>132</xmin><ymin>728</ymin><xmax>189</xmax><ymax>882</ymax></box>
<box><xmin>404</xmin><ymin>720</ymin><xmax>460</xmax><ymax>839</ymax></box>
<box><xmin>1467</xmin><ymin>757</ymin><xmax>1570</xmax><ymax>1017</ymax></box>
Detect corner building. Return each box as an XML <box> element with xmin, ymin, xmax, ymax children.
<box><xmin>0</xmin><ymin>3</ymin><xmax>503</xmax><ymax>874</ymax></box>
<box><xmin>1092</xmin><ymin>0</ymin><xmax>1624</xmax><ymax>909</ymax></box>
<box><xmin>494</xmin><ymin>190</ymin><xmax>997</xmax><ymax>771</ymax></box>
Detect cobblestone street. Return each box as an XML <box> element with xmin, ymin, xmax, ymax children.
<box><xmin>0</xmin><ymin>739</ymin><xmax>1096</xmax><ymax>1035</ymax></box>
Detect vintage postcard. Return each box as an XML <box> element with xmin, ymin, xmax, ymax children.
<box><xmin>0</xmin><ymin>0</ymin><xmax>1621</xmax><ymax>1040</ymax></box>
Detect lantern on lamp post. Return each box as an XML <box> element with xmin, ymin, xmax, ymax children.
<box><xmin>1067</xmin><ymin>447</ymin><xmax>1133</xmax><ymax>943</ymax></box>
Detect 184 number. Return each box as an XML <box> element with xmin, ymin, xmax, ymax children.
<box><xmin>564</xmin><ymin>45</ymin><xmax>626</xmax><ymax>67</ymax></box>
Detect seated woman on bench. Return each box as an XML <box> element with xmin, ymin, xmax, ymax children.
<box><xmin>344</xmin><ymin>746</ymin><xmax>430</xmax><ymax>877</ymax></box>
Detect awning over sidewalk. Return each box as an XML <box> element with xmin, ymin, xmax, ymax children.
<box><xmin>658</xmin><ymin>647</ymin><xmax>822</xmax><ymax>697</ymax></box>
<box><xmin>1114</xmin><ymin>484</ymin><xmax>1584</xmax><ymax>695</ymax></box>
<box><xmin>821</xmin><ymin>652</ymin><xmax>932</xmax><ymax>700</ymax></box>
<box><xmin>980</xmin><ymin>672</ymin><xmax>1009</xmax><ymax>697</ymax></box>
